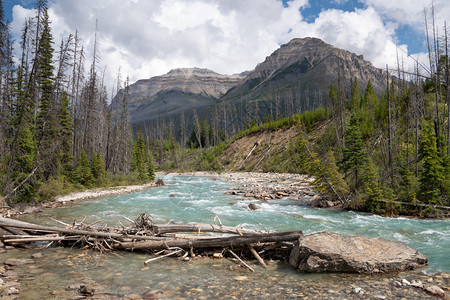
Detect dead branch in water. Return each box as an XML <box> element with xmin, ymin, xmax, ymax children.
<box><xmin>0</xmin><ymin>213</ymin><xmax>303</xmax><ymax>270</ymax></box>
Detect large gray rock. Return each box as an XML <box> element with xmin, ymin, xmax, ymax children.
<box><xmin>289</xmin><ymin>232</ymin><xmax>427</xmax><ymax>274</ymax></box>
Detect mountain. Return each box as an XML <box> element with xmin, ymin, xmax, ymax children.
<box><xmin>111</xmin><ymin>68</ymin><xmax>247</xmax><ymax>124</ymax></box>
<box><xmin>112</xmin><ymin>37</ymin><xmax>388</xmax><ymax>137</ymax></box>
<box><xmin>221</xmin><ymin>37</ymin><xmax>386</xmax><ymax>110</ymax></box>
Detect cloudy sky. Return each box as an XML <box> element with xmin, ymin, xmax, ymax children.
<box><xmin>3</xmin><ymin>0</ymin><xmax>450</xmax><ymax>96</ymax></box>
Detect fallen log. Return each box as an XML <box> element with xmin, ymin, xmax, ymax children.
<box><xmin>153</xmin><ymin>223</ymin><xmax>262</xmax><ymax>235</ymax></box>
<box><xmin>0</xmin><ymin>217</ymin><xmax>165</xmax><ymax>241</ymax></box>
<box><xmin>113</xmin><ymin>231</ymin><xmax>303</xmax><ymax>250</ymax></box>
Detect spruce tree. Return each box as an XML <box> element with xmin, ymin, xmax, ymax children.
<box><xmin>419</xmin><ymin>121</ymin><xmax>444</xmax><ymax>204</ymax></box>
<box><xmin>58</xmin><ymin>92</ymin><xmax>73</xmax><ymax>174</ymax></box>
<box><xmin>147</xmin><ymin>151</ymin><xmax>155</xmax><ymax>180</ymax></box>
<box><xmin>35</xmin><ymin>7</ymin><xmax>56</xmax><ymax>179</ymax></box>
<box><xmin>340</xmin><ymin>113</ymin><xmax>368</xmax><ymax>190</ymax></box>
<box><xmin>91</xmin><ymin>151</ymin><xmax>106</xmax><ymax>184</ymax></box>
<box><xmin>133</xmin><ymin>126</ymin><xmax>148</xmax><ymax>181</ymax></box>
<box><xmin>313</xmin><ymin>149</ymin><xmax>349</xmax><ymax>202</ymax></box>
<box><xmin>74</xmin><ymin>149</ymin><xmax>93</xmax><ymax>186</ymax></box>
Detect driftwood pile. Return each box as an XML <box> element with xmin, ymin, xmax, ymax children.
<box><xmin>0</xmin><ymin>214</ymin><xmax>302</xmax><ymax>271</ymax></box>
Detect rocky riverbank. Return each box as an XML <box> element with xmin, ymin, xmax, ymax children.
<box><xmin>1</xmin><ymin>181</ymin><xmax>162</xmax><ymax>218</ymax></box>
<box><xmin>0</xmin><ymin>244</ymin><xmax>448</xmax><ymax>299</ymax></box>
<box><xmin>161</xmin><ymin>171</ymin><xmax>334</xmax><ymax>207</ymax></box>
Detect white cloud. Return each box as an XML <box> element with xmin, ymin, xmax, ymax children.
<box><xmin>363</xmin><ymin>0</ymin><xmax>450</xmax><ymax>30</ymax></box>
<box><xmin>8</xmin><ymin>0</ymin><xmax>448</xmax><ymax>99</ymax></box>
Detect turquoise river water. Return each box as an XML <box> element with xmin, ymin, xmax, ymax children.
<box><xmin>9</xmin><ymin>175</ymin><xmax>450</xmax><ymax>298</ymax></box>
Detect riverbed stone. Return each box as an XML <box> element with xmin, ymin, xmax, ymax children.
<box><xmin>4</xmin><ymin>259</ymin><xmax>34</xmax><ymax>266</ymax></box>
<box><xmin>31</xmin><ymin>253</ymin><xmax>43</xmax><ymax>259</ymax></box>
<box><xmin>7</xmin><ymin>287</ymin><xmax>19</xmax><ymax>295</ymax></box>
<box><xmin>248</xmin><ymin>203</ymin><xmax>262</xmax><ymax>210</ymax></box>
<box><xmin>425</xmin><ymin>285</ymin><xmax>446</xmax><ymax>298</ymax></box>
<box><xmin>289</xmin><ymin>232</ymin><xmax>428</xmax><ymax>274</ymax></box>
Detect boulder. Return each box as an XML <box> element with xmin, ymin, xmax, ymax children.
<box><xmin>4</xmin><ymin>259</ymin><xmax>34</xmax><ymax>266</ymax></box>
<box><xmin>289</xmin><ymin>232</ymin><xmax>427</xmax><ymax>274</ymax></box>
<box><xmin>425</xmin><ymin>285</ymin><xmax>446</xmax><ymax>298</ymax></box>
<box><xmin>248</xmin><ymin>203</ymin><xmax>262</xmax><ymax>210</ymax></box>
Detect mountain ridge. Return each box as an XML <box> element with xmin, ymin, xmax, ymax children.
<box><xmin>112</xmin><ymin>37</ymin><xmax>388</xmax><ymax>132</ymax></box>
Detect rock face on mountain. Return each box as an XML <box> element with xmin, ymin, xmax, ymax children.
<box><xmin>222</xmin><ymin>37</ymin><xmax>386</xmax><ymax>105</ymax></box>
<box><xmin>111</xmin><ymin>68</ymin><xmax>246</xmax><ymax>124</ymax></box>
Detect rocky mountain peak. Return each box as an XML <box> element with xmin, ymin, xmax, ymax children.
<box><xmin>223</xmin><ymin>37</ymin><xmax>386</xmax><ymax>102</ymax></box>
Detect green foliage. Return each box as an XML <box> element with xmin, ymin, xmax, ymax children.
<box><xmin>197</xmin><ymin>147</ymin><xmax>221</xmax><ymax>171</ymax></box>
<box><xmin>147</xmin><ymin>152</ymin><xmax>156</xmax><ymax>180</ymax></box>
<box><xmin>362</xmin><ymin>158</ymin><xmax>385</xmax><ymax>213</ymax></box>
<box><xmin>58</xmin><ymin>92</ymin><xmax>73</xmax><ymax>174</ymax></box>
<box><xmin>74</xmin><ymin>149</ymin><xmax>94</xmax><ymax>186</ymax></box>
<box><xmin>340</xmin><ymin>113</ymin><xmax>368</xmax><ymax>190</ymax></box>
<box><xmin>313</xmin><ymin>149</ymin><xmax>349</xmax><ymax>200</ymax></box>
<box><xmin>418</xmin><ymin>121</ymin><xmax>445</xmax><ymax>204</ymax></box>
<box><xmin>91</xmin><ymin>151</ymin><xmax>106</xmax><ymax>184</ymax></box>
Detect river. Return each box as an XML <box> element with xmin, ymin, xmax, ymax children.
<box><xmin>5</xmin><ymin>175</ymin><xmax>450</xmax><ymax>299</ymax></box>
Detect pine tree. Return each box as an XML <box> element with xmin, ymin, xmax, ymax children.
<box><xmin>57</xmin><ymin>92</ymin><xmax>73</xmax><ymax>174</ymax></box>
<box><xmin>133</xmin><ymin>126</ymin><xmax>148</xmax><ymax>181</ymax></box>
<box><xmin>313</xmin><ymin>149</ymin><xmax>349</xmax><ymax>202</ymax></box>
<box><xmin>35</xmin><ymin>7</ymin><xmax>56</xmax><ymax>179</ymax></box>
<box><xmin>74</xmin><ymin>149</ymin><xmax>93</xmax><ymax>186</ymax></box>
<box><xmin>340</xmin><ymin>113</ymin><xmax>368</xmax><ymax>190</ymax></box>
<box><xmin>3</xmin><ymin>66</ymin><xmax>38</xmax><ymax>202</ymax></box>
<box><xmin>419</xmin><ymin>121</ymin><xmax>444</xmax><ymax>204</ymax></box>
<box><xmin>91</xmin><ymin>151</ymin><xmax>105</xmax><ymax>184</ymax></box>
<box><xmin>147</xmin><ymin>151</ymin><xmax>155</xmax><ymax>180</ymax></box>
<box><xmin>362</xmin><ymin>158</ymin><xmax>390</xmax><ymax>213</ymax></box>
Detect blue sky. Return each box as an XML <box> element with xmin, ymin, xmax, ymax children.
<box><xmin>3</xmin><ymin>0</ymin><xmax>448</xmax><ymax>89</ymax></box>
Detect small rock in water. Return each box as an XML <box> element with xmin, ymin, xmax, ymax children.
<box><xmin>7</xmin><ymin>287</ymin><xmax>20</xmax><ymax>295</ymax></box>
<box><xmin>142</xmin><ymin>289</ymin><xmax>164</xmax><ymax>298</ymax></box>
<box><xmin>351</xmin><ymin>287</ymin><xmax>362</xmax><ymax>294</ymax></box>
<box><xmin>248</xmin><ymin>203</ymin><xmax>262</xmax><ymax>210</ymax></box>
<box><xmin>169</xmin><ymin>194</ymin><xmax>175</xmax><ymax>198</ymax></box>
<box><xmin>4</xmin><ymin>259</ymin><xmax>34</xmax><ymax>266</ymax></box>
<box><xmin>31</xmin><ymin>253</ymin><xmax>43</xmax><ymax>259</ymax></box>
<box><xmin>425</xmin><ymin>285</ymin><xmax>445</xmax><ymax>298</ymax></box>
<box><xmin>212</xmin><ymin>253</ymin><xmax>223</xmax><ymax>259</ymax></box>
<box><xmin>5</xmin><ymin>282</ymin><xmax>20</xmax><ymax>288</ymax></box>
<box><xmin>229</xmin><ymin>200</ymin><xmax>237</xmax><ymax>205</ymax></box>
<box><xmin>290</xmin><ymin>213</ymin><xmax>304</xmax><ymax>219</ymax></box>
<box><xmin>234</xmin><ymin>276</ymin><xmax>248</xmax><ymax>281</ymax></box>
<box><xmin>79</xmin><ymin>284</ymin><xmax>95</xmax><ymax>296</ymax></box>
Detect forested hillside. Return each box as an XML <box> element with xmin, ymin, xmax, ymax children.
<box><xmin>156</xmin><ymin>61</ymin><xmax>449</xmax><ymax>216</ymax></box>
<box><xmin>0</xmin><ymin>1</ymin><xmax>154</xmax><ymax>205</ymax></box>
